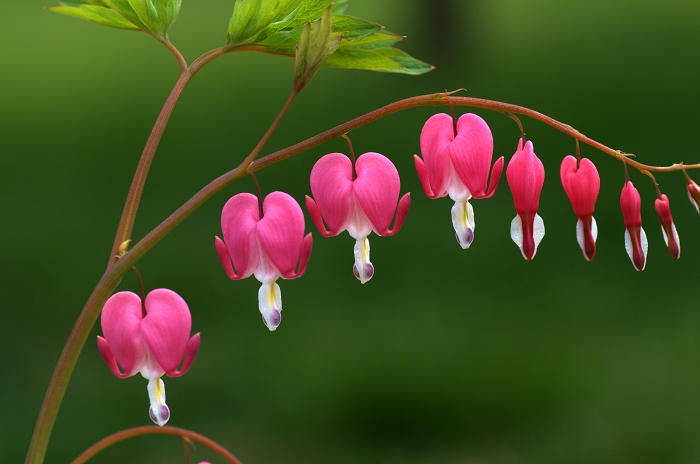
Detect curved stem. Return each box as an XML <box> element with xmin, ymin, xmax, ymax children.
<box><xmin>107</xmin><ymin>45</ymin><xmax>231</xmax><ymax>266</ymax></box>
<box><xmin>70</xmin><ymin>426</ymin><xmax>242</xmax><ymax>464</ymax></box>
<box><xmin>28</xmin><ymin>90</ymin><xmax>700</xmax><ymax>464</ymax></box>
<box><xmin>152</xmin><ymin>34</ymin><xmax>188</xmax><ymax>73</ymax></box>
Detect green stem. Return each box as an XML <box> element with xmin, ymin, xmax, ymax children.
<box><xmin>108</xmin><ymin>45</ymin><xmax>231</xmax><ymax>266</ymax></box>
<box><xmin>27</xmin><ymin>91</ymin><xmax>700</xmax><ymax>464</ymax></box>
<box><xmin>70</xmin><ymin>426</ymin><xmax>242</xmax><ymax>464</ymax></box>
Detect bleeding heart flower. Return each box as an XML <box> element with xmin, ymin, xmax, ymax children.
<box><xmin>506</xmin><ymin>139</ymin><xmax>545</xmax><ymax>260</ymax></box>
<box><xmin>620</xmin><ymin>181</ymin><xmax>648</xmax><ymax>271</ymax></box>
<box><xmin>560</xmin><ymin>155</ymin><xmax>600</xmax><ymax>261</ymax></box>
<box><xmin>414</xmin><ymin>113</ymin><xmax>504</xmax><ymax>248</ymax></box>
<box><xmin>306</xmin><ymin>152</ymin><xmax>410</xmax><ymax>283</ymax></box>
<box><xmin>684</xmin><ymin>171</ymin><xmax>700</xmax><ymax>215</ymax></box>
<box><xmin>97</xmin><ymin>289</ymin><xmax>201</xmax><ymax>426</ymax></box>
<box><xmin>654</xmin><ymin>194</ymin><xmax>680</xmax><ymax>259</ymax></box>
<box><xmin>215</xmin><ymin>191</ymin><xmax>312</xmax><ymax>330</ymax></box>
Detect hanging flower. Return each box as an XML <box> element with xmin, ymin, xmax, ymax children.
<box><xmin>684</xmin><ymin>171</ymin><xmax>700</xmax><ymax>215</ymax></box>
<box><xmin>306</xmin><ymin>152</ymin><xmax>410</xmax><ymax>283</ymax></box>
<box><xmin>506</xmin><ymin>139</ymin><xmax>545</xmax><ymax>260</ymax></box>
<box><xmin>654</xmin><ymin>194</ymin><xmax>680</xmax><ymax>259</ymax></box>
<box><xmin>560</xmin><ymin>155</ymin><xmax>600</xmax><ymax>261</ymax></box>
<box><xmin>97</xmin><ymin>289</ymin><xmax>201</xmax><ymax>426</ymax></box>
<box><xmin>414</xmin><ymin>113</ymin><xmax>504</xmax><ymax>248</ymax></box>
<box><xmin>620</xmin><ymin>181</ymin><xmax>648</xmax><ymax>271</ymax></box>
<box><xmin>215</xmin><ymin>191</ymin><xmax>312</xmax><ymax>331</ymax></box>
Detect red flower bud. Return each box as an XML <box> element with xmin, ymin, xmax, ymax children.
<box><xmin>620</xmin><ymin>181</ymin><xmax>648</xmax><ymax>271</ymax></box>
<box><xmin>560</xmin><ymin>156</ymin><xmax>600</xmax><ymax>261</ymax></box>
<box><xmin>654</xmin><ymin>194</ymin><xmax>680</xmax><ymax>259</ymax></box>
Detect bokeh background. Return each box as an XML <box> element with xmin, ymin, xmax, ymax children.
<box><xmin>3</xmin><ymin>1</ymin><xmax>700</xmax><ymax>463</ymax></box>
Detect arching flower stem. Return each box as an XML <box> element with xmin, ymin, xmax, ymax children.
<box><xmin>27</xmin><ymin>90</ymin><xmax>700</xmax><ymax>464</ymax></box>
<box><xmin>70</xmin><ymin>426</ymin><xmax>242</xmax><ymax>464</ymax></box>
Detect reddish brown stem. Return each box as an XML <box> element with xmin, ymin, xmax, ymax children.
<box><xmin>70</xmin><ymin>426</ymin><xmax>242</xmax><ymax>464</ymax></box>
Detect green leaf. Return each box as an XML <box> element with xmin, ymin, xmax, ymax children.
<box><xmin>100</xmin><ymin>0</ymin><xmax>147</xmax><ymax>30</ymax></box>
<box><xmin>323</xmin><ymin>47</ymin><xmax>404</xmax><ymax>72</ymax></box>
<box><xmin>372</xmin><ymin>47</ymin><xmax>434</xmax><ymax>75</ymax></box>
<box><xmin>293</xmin><ymin>5</ymin><xmax>340</xmax><ymax>90</ymax></box>
<box><xmin>127</xmin><ymin>0</ymin><xmax>160</xmax><ymax>34</ymax></box>
<box><xmin>339</xmin><ymin>30</ymin><xmax>403</xmax><ymax>49</ymax></box>
<box><xmin>227</xmin><ymin>0</ymin><xmax>302</xmax><ymax>44</ymax></box>
<box><xmin>324</xmin><ymin>45</ymin><xmax>433</xmax><ymax>75</ymax></box>
<box><xmin>331</xmin><ymin>0</ymin><xmax>348</xmax><ymax>14</ymax></box>
<box><xmin>258</xmin><ymin>14</ymin><xmax>380</xmax><ymax>54</ymax></box>
<box><xmin>47</xmin><ymin>4</ymin><xmax>140</xmax><ymax>30</ymax></box>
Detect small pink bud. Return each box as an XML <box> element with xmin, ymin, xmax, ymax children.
<box><xmin>620</xmin><ymin>181</ymin><xmax>648</xmax><ymax>271</ymax></box>
<box><xmin>506</xmin><ymin>139</ymin><xmax>545</xmax><ymax>260</ymax></box>
<box><xmin>560</xmin><ymin>156</ymin><xmax>600</xmax><ymax>261</ymax></box>
<box><xmin>97</xmin><ymin>289</ymin><xmax>201</xmax><ymax>426</ymax></box>
<box><xmin>685</xmin><ymin>174</ymin><xmax>700</xmax><ymax>215</ymax></box>
<box><xmin>654</xmin><ymin>194</ymin><xmax>680</xmax><ymax>259</ymax></box>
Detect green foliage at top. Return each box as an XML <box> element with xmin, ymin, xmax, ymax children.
<box><xmin>293</xmin><ymin>5</ymin><xmax>341</xmax><ymax>91</ymax></box>
<box><xmin>47</xmin><ymin>0</ymin><xmax>182</xmax><ymax>37</ymax></box>
<box><xmin>227</xmin><ymin>0</ymin><xmax>432</xmax><ymax>75</ymax></box>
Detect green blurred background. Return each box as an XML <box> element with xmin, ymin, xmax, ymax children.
<box><xmin>3</xmin><ymin>1</ymin><xmax>700</xmax><ymax>462</ymax></box>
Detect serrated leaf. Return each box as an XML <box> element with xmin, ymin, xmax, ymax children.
<box><xmin>48</xmin><ymin>4</ymin><xmax>140</xmax><ymax>29</ymax></box>
<box><xmin>331</xmin><ymin>14</ymin><xmax>381</xmax><ymax>41</ymax></box>
<box><xmin>293</xmin><ymin>5</ymin><xmax>338</xmax><ymax>90</ymax></box>
<box><xmin>100</xmin><ymin>0</ymin><xmax>147</xmax><ymax>30</ymax></box>
<box><xmin>373</xmin><ymin>47</ymin><xmax>434</xmax><ymax>75</ymax></box>
<box><xmin>227</xmin><ymin>0</ymin><xmax>302</xmax><ymax>44</ymax></box>
<box><xmin>331</xmin><ymin>0</ymin><xmax>348</xmax><ymax>14</ymax></box>
<box><xmin>323</xmin><ymin>47</ymin><xmax>404</xmax><ymax>72</ymax></box>
<box><xmin>127</xmin><ymin>0</ymin><xmax>160</xmax><ymax>34</ymax></box>
<box><xmin>339</xmin><ymin>30</ymin><xmax>402</xmax><ymax>49</ymax></box>
<box><xmin>258</xmin><ymin>14</ymin><xmax>381</xmax><ymax>54</ymax></box>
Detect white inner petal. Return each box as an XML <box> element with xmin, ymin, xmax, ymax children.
<box><xmin>532</xmin><ymin>214</ymin><xmax>545</xmax><ymax>251</ymax></box>
<box><xmin>258</xmin><ymin>280</ymin><xmax>282</xmax><ymax>331</ymax></box>
<box><xmin>446</xmin><ymin>159</ymin><xmax>471</xmax><ymax>203</ymax></box>
<box><xmin>624</xmin><ymin>228</ymin><xmax>648</xmax><ymax>270</ymax></box>
<box><xmin>353</xmin><ymin>237</ymin><xmax>374</xmax><ymax>284</ymax></box>
<box><xmin>688</xmin><ymin>190</ymin><xmax>700</xmax><ymax>214</ymax></box>
<box><xmin>510</xmin><ymin>215</ymin><xmax>523</xmax><ymax>248</ymax></box>
<box><xmin>575</xmin><ymin>216</ymin><xmax>597</xmax><ymax>260</ymax></box>
<box><xmin>147</xmin><ymin>377</ymin><xmax>170</xmax><ymax>427</ymax></box>
<box><xmin>346</xmin><ymin>192</ymin><xmax>373</xmax><ymax>240</ymax></box>
<box><xmin>451</xmin><ymin>200</ymin><xmax>475</xmax><ymax>249</ymax></box>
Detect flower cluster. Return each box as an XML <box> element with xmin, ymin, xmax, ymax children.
<box><xmin>97</xmin><ymin>111</ymin><xmax>700</xmax><ymax>426</ymax></box>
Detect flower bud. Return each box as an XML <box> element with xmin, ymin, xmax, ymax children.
<box><xmin>685</xmin><ymin>174</ymin><xmax>700</xmax><ymax>215</ymax></box>
<box><xmin>654</xmin><ymin>194</ymin><xmax>680</xmax><ymax>259</ymax></box>
<box><xmin>620</xmin><ymin>181</ymin><xmax>648</xmax><ymax>271</ymax></box>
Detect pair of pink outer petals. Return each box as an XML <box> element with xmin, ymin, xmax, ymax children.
<box><xmin>98</xmin><ymin>289</ymin><xmax>201</xmax><ymax>426</ymax></box>
<box><xmin>560</xmin><ymin>155</ymin><xmax>600</xmax><ymax>261</ymax></box>
<box><xmin>215</xmin><ymin>191</ymin><xmax>312</xmax><ymax>331</ymax></box>
<box><xmin>415</xmin><ymin>113</ymin><xmax>504</xmax><ymax>249</ymax></box>
<box><xmin>306</xmin><ymin>152</ymin><xmax>410</xmax><ymax>284</ymax></box>
<box><xmin>506</xmin><ymin>139</ymin><xmax>545</xmax><ymax>260</ymax></box>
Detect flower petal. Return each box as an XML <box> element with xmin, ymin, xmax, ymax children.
<box><xmin>101</xmin><ymin>291</ymin><xmax>146</xmax><ymax>377</ymax></box>
<box><xmin>140</xmin><ymin>289</ymin><xmax>192</xmax><ymax>376</ymax></box>
<box><xmin>419</xmin><ymin>113</ymin><xmax>454</xmax><ymax>198</ymax></box>
<box><xmin>257</xmin><ymin>191</ymin><xmax>306</xmax><ymax>279</ymax></box>
<box><xmin>221</xmin><ymin>193</ymin><xmax>261</xmax><ymax>279</ymax></box>
<box><xmin>576</xmin><ymin>216</ymin><xmax>598</xmax><ymax>261</ymax></box>
<box><xmin>451</xmin><ymin>113</ymin><xmax>495</xmax><ymax>198</ymax></box>
<box><xmin>353</xmin><ymin>152</ymin><xmax>401</xmax><ymax>235</ymax></box>
<box><xmin>309</xmin><ymin>153</ymin><xmax>354</xmax><ymax>235</ymax></box>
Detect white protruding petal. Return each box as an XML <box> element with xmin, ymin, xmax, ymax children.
<box><xmin>451</xmin><ymin>200</ymin><xmax>475</xmax><ymax>249</ymax></box>
<box><xmin>624</xmin><ymin>228</ymin><xmax>648</xmax><ymax>271</ymax></box>
<box><xmin>510</xmin><ymin>215</ymin><xmax>523</xmax><ymax>249</ymax></box>
<box><xmin>688</xmin><ymin>190</ymin><xmax>700</xmax><ymax>214</ymax></box>
<box><xmin>510</xmin><ymin>214</ymin><xmax>545</xmax><ymax>259</ymax></box>
<box><xmin>147</xmin><ymin>377</ymin><xmax>170</xmax><ymax>426</ymax></box>
<box><xmin>661</xmin><ymin>223</ymin><xmax>680</xmax><ymax>257</ymax></box>
<box><xmin>533</xmin><ymin>214</ymin><xmax>545</xmax><ymax>252</ymax></box>
<box><xmin>258</xmin><ymin>280</ymin><xmax>282</xmax><ymax>331</ymax></box>
<box><xmin>576</xmin><ymin>217</ymin><xmax>598</xmax><ymax>260</ymax></box>
<box><xmin>353</xmin><ymin>237</ymin><xmax>374</xmax><ymax>284</ymax></box>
